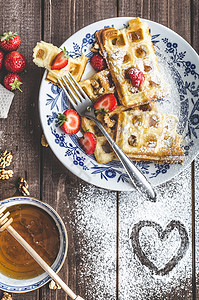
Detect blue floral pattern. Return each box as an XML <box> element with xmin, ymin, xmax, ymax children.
<box><xmin>162</xmin><ymin>39</ymin><xmax>199</xmax><ymax>79</ymax></box>
<box><xmin>42</xmin><ymin>21</ymin><xmax>199</xmax><ymax>185</ymax></box>
<box><xmin>150</xmin><ymin>163</ymin><xmax>170</xmax><ymax>178</ymax></box>
<box><xmin>51</xmin><ymin>128</ymin><xmax>89</xmax><ymax>170</ymax></box>
<box><xmin>90</xmin><ymin>162</ymin><xmax>129</xmax><ymax>183</ymax></box>
<box><xmin>67</xmin><ymin>33</ymin><xmax>95</xmax><ymax>59</ymax></box>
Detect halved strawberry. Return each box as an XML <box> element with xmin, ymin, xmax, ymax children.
<box><xmin>58</xmin><ymin>109</ymin><xmax>81</xmax><ymax>134</ymax></box>
<box><xmin>79</xmin><ymin>132</ymin><xmax>97</xmax><ymax>155</ymax></box>
<box><xmin>51</xmin><ymin>47</ymin><xmax>69</xmax><ymax>70</ymax></box>
<box><xmin>94</xmin><ymin>93</ymin><xmax>117</xmax><ymax>113</ymax></box>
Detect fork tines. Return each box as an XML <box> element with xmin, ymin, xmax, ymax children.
<box><xmin>58</xmin><ymin>72</ymin><xmax>88</xmax><ymax>108</ymax></box>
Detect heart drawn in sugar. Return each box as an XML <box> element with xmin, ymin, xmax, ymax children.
<box><xmin>130</xmin><ymin>220</ymin><xmax>189</xmax><ymax>276</ymax></box>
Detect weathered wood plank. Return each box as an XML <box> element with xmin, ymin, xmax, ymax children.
<box><xmin>118</xmin><ymin>0</ymin><xmax>193</xmax><ymax>299</ymax></box>
<box><xmin>40</xmin><ymin>0</ymin><xmax>118</xmax><ymax>299</ymax></box>
<box><xmin>192</xmin><ymin>0</ymin><xmax>199</xmax><ymax>297</ymax></box>
<box><xmin>0</xmin><ymin>0</ymin><xmax>42</xmax><ymax>199</ymax></box>
<box><xmin>0</xmin><ymin>0</ymin><xmax>42</xmax><ymax>299</ymax></box>
<box><xmin>194</xmin><ymin>158</ymin><xmax>199</xmax><ymax>299</ymax></box>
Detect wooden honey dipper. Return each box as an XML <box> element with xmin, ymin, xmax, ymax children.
<box><xmin>0</xmin><ymin>206</ymin><xmax>84</xmax><ymax>300</ymax></box>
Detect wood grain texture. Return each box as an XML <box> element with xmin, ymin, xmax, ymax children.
<box><xmin>192</xmin><ymin>0</ymin><xmax>199</xmax><ymax>297</ymax></box>
<box><xmin>0</xmin><ymin>0</ymin><xmax>198</xmax><ymax>299</ymax></box>
<box><xmin>0</xmin><ymin>0</ymin><xmax>42</xmax><ymax>299</ymax></box>
<box><xmin>41</xmin><ymin>0</ymin><xmax>117</xmax><ymax>299</ymax></box>
<box><xmin>0</xmin><ymin>0</ymin><xmax>42</xmax><ymax>199</ymax></box>
<box><xmin>195</xmin><ymin>158</ymin><xmax>199</xmax><ymax>299</ymax></box>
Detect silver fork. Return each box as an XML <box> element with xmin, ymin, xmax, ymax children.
<box><xmin>58</xmin><ymin>73</ymin><xmax>156</xmax><ymax>201</ymax></box>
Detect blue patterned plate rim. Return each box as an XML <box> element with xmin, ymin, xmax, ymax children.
<box><xmin>38</xmin><ymin>17</ymin><xmax>199</xmax><ymax>191</ymax></box>
<box><xmin>0</xmin><ymin>196</ymin><xmax>68</xmax><ymax>293</ymax></box>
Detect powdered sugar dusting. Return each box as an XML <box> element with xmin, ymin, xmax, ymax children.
<box><xmin>156</xmin><ymin>54</ymin><xmax>180</xmax><ymax>116</ymax></box>
<box><xmin>69</xmin><ymin>184</ymin><xmax>117</xmax><ymax>299</ymax></box>
<box><xmin>193</xmin><ymin>156</ymin><xmax>199</xmax><ymax>293</ymax></box>
<box><xmin>64</xmin><ymin>166</ymin><xmax>193</xmax><ymax>298</ymax></box>
<box><xmin>118</xmin><ymin>167</ymin><xmax>192</xmax><ymax>298</ymax></box>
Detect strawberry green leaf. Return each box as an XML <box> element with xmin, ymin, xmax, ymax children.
<box><xmin>58</xmin><ymin>113</ymin><xmax>67</xmax><ymax>126</ymax></box>
<box><xmin>10</xmin><ymin>78</ymin><xmax>23</xmax><ymax>92</ymax></box>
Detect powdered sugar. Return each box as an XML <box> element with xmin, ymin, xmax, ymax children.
<box><xmin>119</xmin><ymin>168</ymin><xmax>192</xmax><ymax>299</ymax></box>
<box><xmin>65</xmin><ymin>166</ymin><xmax>192</xmax><ymax>299</ymax></box>
<box><xmin>156</xmin><ymin>54</ymin><xmax>180</xmax><ymax>117</ymax></box>
<box><xmin>139</xmin><ymin>226</ymin><xmax>182</xmax><ymax>270</ymax></box>
<box><xmin>68</xmin><ymin>184</ymin><xmax>117</xmax><ymax>299</ymax></box>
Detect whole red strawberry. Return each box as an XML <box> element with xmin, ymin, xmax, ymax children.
<box><xmin>0</xmin><ymin>32</ymin><xmax>21</xmax><ymax>51</ymax></box>
<box><xmin>90</xmin><ymin>53</ymin><xmax>107</xmax><ymax>71</ymax></box>
<box><xmin>4</xmin><ymin>51</ymin><xmax>26</xmax><ymax>73</ymax></box>
<box><xmin>3</xmin><ymin>73</ymin><xmax>22</xmax><ymax>92</ymax></box>
<box><xmin>0</xmin><ymin>50</ymin><xmax>4</xmax><ymax>70</ymax></box>
<box><xmin>126</xmin><ymin>67</ymin><xmax>145</xmax><ymax>87</ymax></box>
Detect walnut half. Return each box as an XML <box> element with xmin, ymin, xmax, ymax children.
<box><xmin>0</xmin><ymin>150</ymin><xmax>12</xmax><ymax>169</ymax></box>
<box><xmin>1</xmin><ymin>292</ymin><xmax>12</xmax><ymax>300</ymax></box>
<box><xmin>18</xmin><ymin>177</ymin><xmax>30</xmax><ymax>196</ymax></box>
<box><xmin>49</xmin><ymin>280</ymin><xmax>61</xmax><ymax>290</ymax></box>
<box><xmin>41</xmin><ymin>134</ymin><xmax>49</xmax><ymax>147</ymax></box>
<box><xmin>0</xmin><ymin>169</ymin><xmax>13</xmax><ymax>180</ymax></box>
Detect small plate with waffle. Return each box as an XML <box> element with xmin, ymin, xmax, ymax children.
<box><xmin>37</xmin><ymin>17</ymin><xmax>199</xmax><ymax>191</ymax></box>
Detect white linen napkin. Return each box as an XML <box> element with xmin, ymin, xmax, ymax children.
<box><xmin>0</xmin><ymin>83</ymin><xmax>14</xmax><ymax>118</ymax></box>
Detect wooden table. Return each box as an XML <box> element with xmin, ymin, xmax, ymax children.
<box><xmin>0</xmin><ymin>0</ymin><xmax>198</xmax><ymax>299</ymax></box>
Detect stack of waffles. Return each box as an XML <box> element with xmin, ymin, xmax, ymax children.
<box><xmin>80</xmin><ymin>18</ymin><xmax>184</xmax><ymax>164</ymax></box>
<box><xmin>33</xmin><ymin>18</ymin><xmax>184</xmax><ymax>165</ymax></box>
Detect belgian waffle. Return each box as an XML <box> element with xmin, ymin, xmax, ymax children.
<box><xmin>79</xmin><ymin>69</ymin><xmax>115</xmax><ymax>101</ymax></box>
<box><xmin>116</xmin><ymin>110</ymin><xmax>184</xmax><ymax>163</ymax></box>
<box><xmin>81</xmin><ymin>102</ymin><xmax>158</xmax><ymax>164</ymax></box>
<box><xmin>33</xmin><ymin>41</ymin><xmax>88</xmax><ymax>82</ymax></box>
<box><xmin>95</xmin><ymin>17</ymin><xmax>168</xmax><ymax>107</ymax></box>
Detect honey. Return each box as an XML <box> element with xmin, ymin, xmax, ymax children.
<box><xmin>0</xmin><ymin>204</ymin><xmax>60</xmax><ymax>279</ymax></box>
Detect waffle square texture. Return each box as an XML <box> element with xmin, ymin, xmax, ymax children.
<box><xmin>81</xmin><ymin>102</ymin><xmax>158</xmax><ymax>164</ymax></box>
<box><xmin>79</xmin><ymin>69</ymin><xmax>115</xmax><ymax>100</ymax></box>
<box><xmin>95</xmin><ymin>17</ymin><xmax>168</xmax><ymax>107</ymax></box>
<box><xmin>116</xmin><ymin>110</ymin><xmax>184</xmax><ymax>163</ymax></box>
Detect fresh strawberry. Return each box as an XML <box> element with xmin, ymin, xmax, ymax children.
<box><xmin>51</xmin><ymin>47</ymin><xmax>69</xmax><ymax>70</ymax></box>
<box><xmin>0</xmin><ymin>32</ymin><xmax>21</xmax><ymax>51</ymax></box>
<box><xmin>0</xmin><ymin>50</ymin><xmax>4</xmax><ymax>69</ymax></box>
<box><xmin>58</xmin><ymin>109</ymin><xmax>81</xmax><ymax>134</ymax></box>
<box><xmin>4</xmin><ymin>51</ymin><xmax>26</xmax><ymax>73</ymax></box>
<box><xmin>126</xmin><ymin>67</ymin><xmax>145</xmax><ymax>87</ymax></box>
<box><xmin>94</xmin><ymin>93</ymin><xmax>117</xmax><ymax>113</ymax></box>
<box><xmin>3</xmin><ymin>73</ymin><xmax>22</xmax><ymax>92</ymax></box>
<box><xmin>79</xmin><ymin>132</ymin><xmax>97</xmax><ymax>155</ymax></box>
<box><xmin>90</xmin><ymin>53</ymin><xmax>107</xmax><ymax>71</ymax></box>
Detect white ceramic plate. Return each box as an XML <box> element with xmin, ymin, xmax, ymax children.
<box><xmin>39</xmin><ymin>17</ymin><xmax>199</xmax><ymax>191</ymax></box>
<box><xmin>0</xmin><ymin>197</ymin><xmax>68</xmax><ymax>293</ymax></box>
